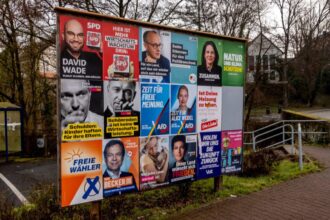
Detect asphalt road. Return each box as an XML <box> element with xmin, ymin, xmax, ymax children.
<box><xmin>299</xmin><ymin>108</ymin><xmax>330</xmax><ymax>120</ymax></box>
<box><xmin>0</xmin><ymin>157</ymin><xmax>57</xmax><ymax>206</ymax></box>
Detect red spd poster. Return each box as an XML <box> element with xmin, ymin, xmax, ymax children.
<box><xmin>59</xmin><ymin>15</ymin><xmax>103</xmax><ymax>80</ymax></box>
<box><xmin>103</xmin><ymin>22</ymin><xmax>139</xmax><ymax>80</ymax></box>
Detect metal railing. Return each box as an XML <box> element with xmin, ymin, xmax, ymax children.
<box><xmin>244</xmin><ymin>120</ymin><xmax>329</xmax><ymax>152</ymax></box>
<box><xmin>253</xmin><ymin>124</ymin><xmax>294</xmax><ymax>152</ymax></box>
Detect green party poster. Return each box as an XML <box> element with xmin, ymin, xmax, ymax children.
<box><xmin>222</xmin><ymin>40</ymin><xmax>245</xmax><ymax>86</ymax></box>
<box><xmin>197</xmin><ymin>37</ymin><xmax>223</xmax><ymax>86</ymax></box>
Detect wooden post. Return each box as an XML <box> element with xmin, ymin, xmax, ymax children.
<box><xmin>90</xmin><ymin>201</ymin><xmax>101</xmax><ymax>220</ymax></box>
<box><xmin>213</xmin><ymin>176</ymin><xmax>223</xmax><ymax>192</ymax></box>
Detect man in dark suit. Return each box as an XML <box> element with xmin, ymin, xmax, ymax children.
<box><xmin>103</xmin><ymin>139</ymin><xmax>137</xmax><ymax>195</ymax></box>
<box><xmin>103</xmin><ymin>80</ymin><xmax>140</xmax><ymax>138</ymax></box>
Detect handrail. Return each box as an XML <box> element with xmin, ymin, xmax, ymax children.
<box><xmin>252</xmin><ymin>124</ymin><xmax>294</xmax><ymax>152</ymax></box>
<box><xmin>244</xmin><ymin>119</ymin><xmax>329</xmax><ymax>148</ymax></box>
<box><xmin>253</xmin><ymin>119</ymin><xmax>327</xmax><ymax>134</ymax></box>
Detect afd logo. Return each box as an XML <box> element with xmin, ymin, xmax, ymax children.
<box><xmin>82</xmin><ymin>176</ymin><xmax>101</xmax><ymax>199</ymax></box>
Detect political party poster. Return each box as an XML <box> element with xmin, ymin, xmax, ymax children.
<box><xmin>222</xmin><ymin>40</ymin><xmax>245</xmax><ymax>86</ymax></box>
<box><xmin>196</xmin><ymin>132</ymin><xmax>221</xmax><ymax>179</ymax></box>
<box><xmin>103</xmin><ymin>80</ymin><xmax>140</xmax><ymax>138</ymax></box>
<box><xmin>197</xmin><ymin>37</ymin><xmax>223</xmax><ymax>86</ymax></box>
<box><xmin>60</xmin><ymin>79</ymin><xmax>103</xmax><ymax>142</ymax></box>
<box><xmin>59</xmin><ymin>15</ymin><xmax>103</xmax><ymax>80</ymax></box>
<box><xmin>102</xmin><ymin>137</ymin><xmax>139</xmax><ymax>197</ymax></box>
<box><xmin>197</xmin><ymin>86</ymin><xmax>222</xmax><ymax>132</ymax></box>
<box><xmin>141</xmin><ymin>83</ymin><xmax>170</xmax><ymax>136</ymax></box>
<box><xmin>171</xmin><ymin>33</ymin><xmax>197</xmax><ymax>84</ymax></box>
<box><xmin>103</xmin><ymin>22</ymin><xmax>139</xmax><ymax>80</ymax></box>
<box><xmin>221</xmin><ymin>130</ymin><xmax>243</xmax><ymax>173</ymax></box>
<box><xmin>139</xmin><ymin>28</ymin><xmax>171</xmax><ymax>83</ymax></box>
<box><xmin>169</xmin><ymin>134</ymin><xmax>197</xmax><ymax>183</ymax></box>
<box><xmin>140</xmin><ymin>136</ymin><xmax>169</xmax><ymax>190</ymax></box>
<box><xmin>61</xmin><ymin>140</ymin><xmax>103</xmax><ymax>207</ymax></box>
<box><xmin>170</xmin><ymin>84</ymin><xmax>196</xmax><ymax>134</ymax></box>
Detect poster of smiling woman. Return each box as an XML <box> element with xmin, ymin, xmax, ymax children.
<box><xmin>170</xmin><ymin>84</ymin><xmax>197</xmax><ymax>134</ymax></box>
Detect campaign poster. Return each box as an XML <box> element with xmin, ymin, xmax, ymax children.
<box><xmin>170</xmin><ymin>84</ymin><xmax>196</xmax><ymax>134</ymax></box>
<box><xmin>197</xmin><ymin>37</ymin><xmax>223</xmax><ymax>86</ymax></box>
<box><xmin>197</xmin><ymin>86</ymin><xmax>222</xmax><ymax>132</ymax></box>
<box><xmin>104</xmin><ymin>80</ymin><xmax>140</xmax><ymax>138</ymax></box>
<box><xmin>141</xmin><ymin>83</ymin><xmax>170</xmax><ymax>136</ymax></box>
<box><xmin>103</xmin><ymin>22</ymin><xmax>139</xmax><ymax>80</ymax></box>
<box><xmin>140</xmin><ymin>136</ymin><xmax>169</xmax><ymax>190</ymax></box>
<box><xmin>61</xmin><ymin>140</ymin><xmax>103</xmax><ymax>207</ymax></box>
<box><xmin>196</xmin><ymin>132</ymin><xmax>221</xmax><ymax>179</ymax></box>
<box><xmin>59</xmin><ymin>15</ymin><xmax>103</xmax><ymax>80</ymax></box>
<box><xmin>171</xmin><ymin>33</ymin><xmax>197</xmax><ymax>84</ymax></box>
<box><xmin>60</xmin><ymin>79</ymin><xmax>103</xmax><ymax>142</ymax></box>
<box><xmin>222</xmin><ymin>40</ymin><xmax>245</xmax><ymax>86</ymax></box>
<box><xmin>169</xmin><ymin>134</ymin><xmax>197</xmax><ymax>183</ymax></box>
<box><xmin>221</xmin><ymin>130</ymin><xmax>243</xmax><ymax>173</ymax></box>
<box><xmin>102</xmin><ymin>137</ymin><xmax>139</xmax><ymax>197</ymax></box>
<box><xmin>139</xmin><ymin>28</ymin><xmax>171</xmax><ymax>83</ymax></box>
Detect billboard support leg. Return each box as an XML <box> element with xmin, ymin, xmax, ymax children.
<box><xmin>213</xmin><ymin>176</ymin><xmax>223</xmax><ymax>192</ymax></box>
<box><xmin>90</xmin><ymin>201</ymin><xmax>101</xmax><ymax>220</ymax></box>
<box><xmin>4</xmin><ymin>110</ymin><xmax>9</xmax><ymax>162</ymax></box>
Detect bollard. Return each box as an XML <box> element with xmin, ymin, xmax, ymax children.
<box><xmin>298</xmin><ymin>123</ymin><xmax>303</xmax><ymax>170</ymax></box>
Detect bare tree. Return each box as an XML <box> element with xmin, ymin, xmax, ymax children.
<box><xmin>59</xmin><ymin>0</ymin><xmax>185</xmax><ymax>24</ymax></box>
<box><xmin>290</xmin><ymin>0</ymin><xmax>330</xmax><ymax>106</ymax></box>
<box><xmin>244</xmin><ymin>0</ymin><xmax>273</xmax><ymax>130</ymax></box>
<box><xmin>272</xmin><ymin>0</ymin><xmax>304</xmax><ymax>107</ymax></box>
<box><xmin>0</xmin><ymin>0</ymin><xmax>56</xmax><ymax>150</ymax></box>
<box><xmin>178</xmin><ymin>0</ymin><xmax>267</xmax><ymax>38</ymax></box>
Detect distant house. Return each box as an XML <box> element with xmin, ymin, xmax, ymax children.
<box><xmin>247</xmin><ymin>34</ymin><xmax>283</xmax><ymax>84</ymax></box>
<box><xmin>39</xmin><ymin>46</ymin><xmax>57</xmax><ymax>79</ymax></box>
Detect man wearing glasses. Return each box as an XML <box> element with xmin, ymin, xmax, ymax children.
<box><xmin>60</xmin><ymin>19</ymin><xmax>102</xmax><ymax>79</ymax></box>
<box><xmin>141</xmin><ymin>30</ymin><xmax>170</xmax><ymax>82</ymax></box>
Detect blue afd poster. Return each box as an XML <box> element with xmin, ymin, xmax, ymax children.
<box><xmin>170</xmin><ymin>84</ymin><xmax>196</xmax><ymax>134</ymax></box>
<box><xmin>171</xmin><ymin>33</ymin><xmax>198</xmax><ymax>84</ymax></box>
<box><xmin>141</xmin><ymin>83</ymin><xmax>170</xmax><ymax>136</ymax></box>
<box><xmin>196</xmin><ymin>132</ymin><xmax>221</xmax><ymax>179</ymax></box>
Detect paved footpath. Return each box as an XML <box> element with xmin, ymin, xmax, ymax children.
<box><xmin>177</xmin><ymin>146</ymin><xmax>330</xmax><ymax>220</ymax></box>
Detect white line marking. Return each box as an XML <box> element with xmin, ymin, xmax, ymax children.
<box><xmin>0</xmin><ymin>172</ymin><xmax>29</xmax><ymax>205</ymax></box>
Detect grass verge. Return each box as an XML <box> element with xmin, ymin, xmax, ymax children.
<box><xmin>0</xmin><ymin>159</ymin><xmax>320</xmax><ymax>220</ymax></box>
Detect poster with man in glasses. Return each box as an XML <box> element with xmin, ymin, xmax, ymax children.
<box><xmin>59</xmin><ymin>16</ymin><xmax>102</xmax><ymax>80</ymax></box>
<box><xmin>139</xmin><ymin>28</ymin><xmax>171</xmax><ymax>83</ymax></box>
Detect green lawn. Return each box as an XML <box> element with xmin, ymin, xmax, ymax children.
<box><xmin>2</xmin><ymin>159</ymin><xmax>320</xmax><ymax>220</ymax></box>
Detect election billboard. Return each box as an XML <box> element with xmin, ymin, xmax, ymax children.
<box><xmin>141</xmin><ymin>83</ymin><xmax>170</xmax><ymax>136</ymax></box>
<box><xmin>140</xmin><ymin>136</ymin><xmax>169</xmax><ymax>189</ymax></box>
<box><xmin>103</xmin><ymin>22</ymin><xmax>139</xmax><ymax>80</ymax></box>
<box><xmin>169</xmin><ymin>134</ymin><xmax>197</xmax><ymax>183</ymax></box>
<box><xmin>102</xmin><ymin>137</ymin><xmax>139</xmax><ymax>196</ymax></box>
<box><xmin>221</xmin><ymin>130</ymin><xmax>243</xmax><ymax>173</ymax></box>
<box><xmin>57</xmin><ymin>7</ymin><xmax>246</xmax><ymax>207</ymax></box>
<box><xmin>196</xmin><ymin>132</ymin><xmax>221</xmax><ymax>179</ymax></box>
<box><xmin>170</xmin><ymin>84</ymin><xmax>197</xmax><ymax>134</ymax></box>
